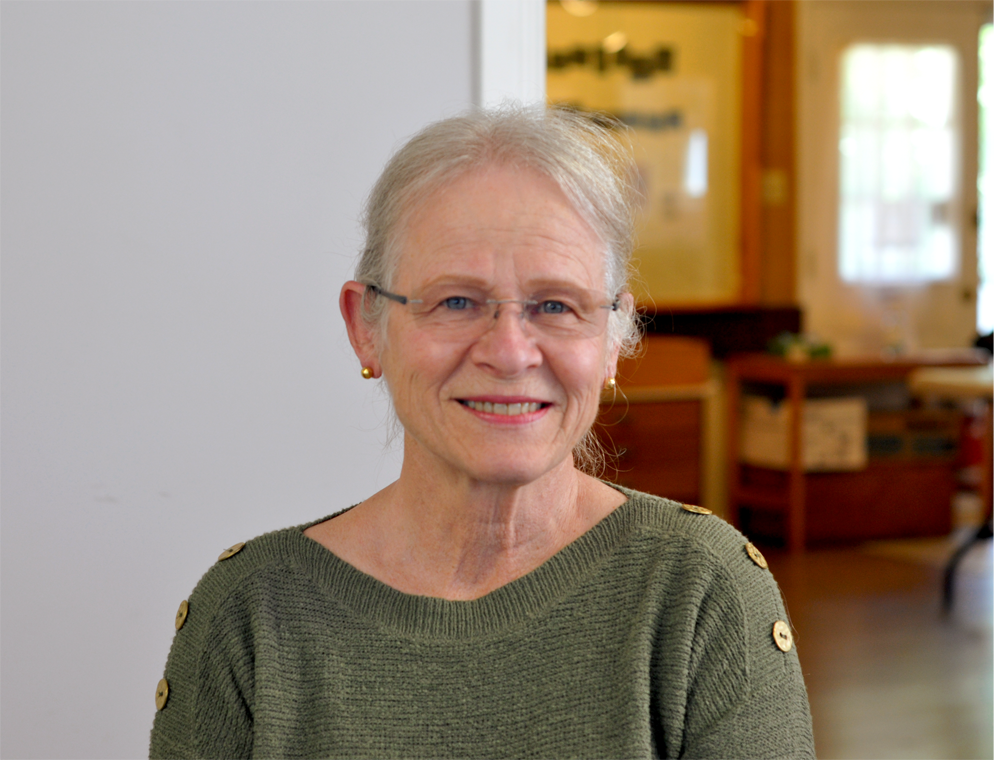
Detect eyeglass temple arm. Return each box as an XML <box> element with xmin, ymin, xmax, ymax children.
<box><xmin>366</xmin><ymin>284</ymin><xmax>410</xmax><ymax>306</ymax></box>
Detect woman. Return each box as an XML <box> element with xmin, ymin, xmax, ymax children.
<box><xmin>150</xmin><ymin>105</ymin><xmax>814</xmax><ymax>759</ymax></box>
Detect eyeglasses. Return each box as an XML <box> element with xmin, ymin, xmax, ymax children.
<box><xmin>366</xmin><ymin>283</ymin><xmax>619</xmax><ymax>341</ymax></box>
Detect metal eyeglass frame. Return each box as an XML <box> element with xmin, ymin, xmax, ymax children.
<box><xmin>364</xmin><ymin>283</ymin><xmax>620</xmax><ymax>314</ymax></box>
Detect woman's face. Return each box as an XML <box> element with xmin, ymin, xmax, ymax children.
<box><xmin>376</xmin><ymin>164</ymin><xmax>621</xmax><ymax>487</ymax></box>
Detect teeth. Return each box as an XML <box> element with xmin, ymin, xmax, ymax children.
<box><xmin>465</xmin><ymin>401</ymin><xmax>542</xmax><ymax>415</ymax></box>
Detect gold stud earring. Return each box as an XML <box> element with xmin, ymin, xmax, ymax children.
<box><xmin>604</xmin><ymin>377</ymin><xmax>616</xmax><ymax>391</ymax></box>
<box><xmin>361</xmin><ymin>367</ymin><xmax>374</xmax><ymax>380</ymax></box>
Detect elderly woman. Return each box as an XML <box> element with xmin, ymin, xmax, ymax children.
<box><xmin>150</xmin><ymin>105</ymin><xmax>814</xmax><ymax>759</ymax></box>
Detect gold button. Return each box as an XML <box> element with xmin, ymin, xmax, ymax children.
<box><xmin>745</xmin><ymin>542</ymin><xmax>768</xmax><ymax>569</ymax></box>
<box><xmin>155</xmin><ymin>678</ymin><xmax>169</xmax><ymax>710</ymax></box>
<box><xmin>174</xmin><ymin>599</ymin><xmax>189</xmax><ymax>631</ymax></box>
<box><xmin>681</xmin><ymin>503</ymin><xmax>713</xmax><ymax>515</ymax></box>
<box><xmin>772</xmin><ymin>620</ymin><xmax>793</xmax><ymax>652</ymax></box>
<box><xmin>218</xmin><ymin>542</ymin><xmax>246</xmax><ymax>561</ymax></box>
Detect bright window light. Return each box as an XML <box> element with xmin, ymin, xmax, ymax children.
<box><xmin>684</xmin><ymin>128</ymin><xmax>708</xmax><ymax>199</ymax></box>
<box><xmin>838</xmin><ymin>44</ymin><xmax>960</xmax><ymax>284</ymax></box>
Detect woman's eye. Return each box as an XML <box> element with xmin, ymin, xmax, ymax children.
<box><xmin>539</xmin><ymin>300</ymin><xmax>571</xmax><ymax>315</ymax></box>
<box><xmin>442</xmin><ymin>296</ymin><xmax>473</xmax><ymax>310</ymax></box>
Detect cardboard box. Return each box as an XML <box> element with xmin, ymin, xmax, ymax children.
<box><xmin>740</xmin><ymin>396</ymin><xmax>868</xmax><ymax>471</ymax></box>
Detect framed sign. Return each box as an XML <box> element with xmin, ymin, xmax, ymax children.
<box><xmin>548</xmin><ymin>1</ymin><xmax>757</xmax><ymax>307</ymax></box>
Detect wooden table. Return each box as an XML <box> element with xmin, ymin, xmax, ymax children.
<box><xmin>727</xmin><ymin>351</ymin><xmax>989</xmax><ymax>552</ymax></box>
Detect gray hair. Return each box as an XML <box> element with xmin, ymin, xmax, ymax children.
<box><xmin>355</xmin><ymin>103</ymin><xmax>644</xmax><ymax>474</ymax></box>
<box><xmin>356</xmin><ymin>103</ymin><xmax>642</xmax><ymax>355</ymax></box>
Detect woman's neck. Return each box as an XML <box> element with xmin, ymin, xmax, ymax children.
<box><xmin>305</xmin><ymin>452</ymin><xmax>624</xmax><ymax>600</ymax></box>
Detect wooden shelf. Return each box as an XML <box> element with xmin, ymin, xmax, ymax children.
<box><xmin>726</xmin><ymin>350</ymin><xmax>988</xmax><ymax>551</ymax></box>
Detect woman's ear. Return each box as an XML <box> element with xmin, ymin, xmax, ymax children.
<box><xmin>340</xmin><ymin>281</ymin><xmax>383</xmax><ymax>379</ymax></box>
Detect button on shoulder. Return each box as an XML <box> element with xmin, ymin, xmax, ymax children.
<box><xmin>745</xmin><ymin>542</ymin><xmax>768</xmax><ymax>569</ymax></box>
<box><xmin>217</xmin><ymin>542</ymin><xmax>246</xmax><ymax>562</ymax></box>
<box><xmin>772</xmin><ymin>620</ymin><xmax>794</xmax><ymax>652</ymax></box>
<box><xmin>680</xmin><ymin>503</ymin><xmax>713</xmax><ymax>515</ymax></box>
<box><xmin>174</xmin><ymin>599</ymin><xmax>189</xmax><ymax>630</ymax></box>
<box><xmin>155</xmin><ymin>678</ymin><xmax>169</xmax><ymax>710</ymax></box>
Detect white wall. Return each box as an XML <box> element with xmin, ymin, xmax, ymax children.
<box><xmin>0</xmin><ymin>2</ymin><xmax>482</xmax><ymax>757</ymax></box>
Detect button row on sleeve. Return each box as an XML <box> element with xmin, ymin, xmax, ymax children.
<box><xmin>157</xmin><ymin>540</ymin><xmax>247</xmax><ymax>710</ymax></box>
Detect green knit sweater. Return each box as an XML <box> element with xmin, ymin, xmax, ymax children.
<box><xmin>150</xmin><ymin>490</ymin><xmax>814</xmax><ymax>759</ymax></box>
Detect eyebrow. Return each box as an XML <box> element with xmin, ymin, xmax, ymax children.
<box><xmin>414</xmin><ymin>275</ymin><xmax>491</xmax><ymax>291</ymax></box>
<box><xmin>413</xmin><ymin>276</ymin><xmax>599</xmax><ymax>294</ymax></box>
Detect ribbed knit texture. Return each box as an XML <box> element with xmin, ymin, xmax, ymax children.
<box><xmin>150</xmin><ymin>489</ymin><xmax>815</xmax><ymax>759</ymax></box>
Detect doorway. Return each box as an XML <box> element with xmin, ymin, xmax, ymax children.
<box><xmin>798</xmin><ymin>0</ymin><xmax>992</xmax><ymax>354</ymax></box>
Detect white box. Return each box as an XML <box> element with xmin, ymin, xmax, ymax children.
<box><xmin>740</xmin><ymin>396</ymin><xmax>868</xmax><ymax>471</ymax></box>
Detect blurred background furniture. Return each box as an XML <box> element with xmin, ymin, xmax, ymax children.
<box><xmin>727</xmin><ymin>351</ymin><xmax>989</xmax><ymax>552</ymax></box>
<box><xmin>908</xmin><ymin>364</ymin><xmax>993</xmax><ymax>612</ymax></box>
<box><xmin>597</xmin><ymin>336</ymin><xmax>713</xmax><ymax>506</ymax></box>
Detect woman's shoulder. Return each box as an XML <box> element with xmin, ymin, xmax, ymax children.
<box><xmin>608</xmin><ymin>488</ymin><xmax>789</xmax><ymax>645</ymax></box>
<box><xmin>605</xmin><ymin>490</ymin><xmax>813</xmax><ymax>757</ymax></box>
<box><xmin>610</xmin><ymin>487</ymin><xmax>798</xmax><ymax>678</ymax></box>
<box><xmin>175</xmin><ymin>511</ymin><xmax>346</xmax><ymax>615</ymax></box>
<box><xmin>150</xmin><ymin>515</ymin><xmax>347</xmax><ymax>759</ymax></box>
<box><xmin>611</xmin><ymin>486</ymin><xmax>767</xmax><ymax>571</ymax></box>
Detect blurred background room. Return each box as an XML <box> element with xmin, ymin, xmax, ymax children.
<box><xmin>551</xmin><ymin>2</ymin><xmax>993</xmax><ymax>757</ymax></box>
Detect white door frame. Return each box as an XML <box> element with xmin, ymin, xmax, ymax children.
<box><xmin>476</xmin><ymin>0</ymin><xmax>546</xmax><ymax>107</ymax></box>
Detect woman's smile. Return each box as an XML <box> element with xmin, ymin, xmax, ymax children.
<box><xmin>456</xmin><ymin>397</ymin><xmax>551</xmax><ymax>421</ymax></box>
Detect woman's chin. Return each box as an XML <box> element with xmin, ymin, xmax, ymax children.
<box><xmin>448</xmin><ymin>450</ymin><xmax>575</xmax><ymax>488</ymax></box>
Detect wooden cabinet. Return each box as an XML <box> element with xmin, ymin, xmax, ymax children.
<box><xmin>597</xmin><ymin>336</ymin><xmax>712</xmax><ymax>505</ymax></box>
<box><xmin>738</xmin><ymin>461</ymin><xmax>959</xmax><ymax>543</ymax></box>
<box><xmin>596</xmin><ymin>399</ymin><xmax>702</xmax><ymax>504</ymax></box>
<box><xmin>727</xmin><ymin>351</ymin><xmax>989</xmax><ymax>551</ymax></box>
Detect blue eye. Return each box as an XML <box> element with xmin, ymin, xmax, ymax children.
<box><xmin>443</xmin><ymin>296</ymin><xmax>473</xmax><ymax>310</ymax></box>
<box><xmin>538</xmin><ymin>300</ymin><xmax>570</xmax><ymax>315</ymax></box>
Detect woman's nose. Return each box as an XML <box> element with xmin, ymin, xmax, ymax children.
<box><xmin>470</xmin><ymin>303</ymin><xmax>543</xmax><ymax>375</ymax></box>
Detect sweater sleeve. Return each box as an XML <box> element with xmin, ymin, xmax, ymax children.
<box><xmin>659</xmin><ymin>531</ymin><xmax>816</xmax><ymax>760</ymax></box>
<box><xmin>149</xmin><ymin>561</ymin><xmax>257</xmax><ymax>759</ymax></box>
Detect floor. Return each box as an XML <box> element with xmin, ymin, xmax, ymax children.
<box><xmin>766</xmin><ymin>530</ymin><xmax>993</xmax><ymax>760</ymax></box>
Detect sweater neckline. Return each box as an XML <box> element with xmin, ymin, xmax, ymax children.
<box><xmin>286</xmin><ymin>487</ymin><xmax>645</xmax><ymax>640</ymax></box>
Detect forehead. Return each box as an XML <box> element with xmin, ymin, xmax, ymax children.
<box><xmin>394</xmin><ymin>165</ymin><xmax>606</xmax><ymax>290</ymax></box>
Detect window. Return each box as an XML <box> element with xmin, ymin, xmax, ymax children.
<box><xmin>838</xmin><ymin>44</ymin><xmax>960</xmax><ymax>284</ymax></box>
